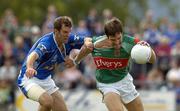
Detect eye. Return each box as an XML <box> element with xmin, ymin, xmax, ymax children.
<box><xmin>110</xmin><ymin>38</ymin><xmax>116</xmax><ymax>42</ymax></box>
<box><xmin>117</xmin><ymin>37</ymin><xmax>120</xmax><ymax>40</ymax></box>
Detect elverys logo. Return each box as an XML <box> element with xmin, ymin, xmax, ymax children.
<box><xmin>93</xmin><ymin>57</ymin><xmax>129</xmax><ymax>70</ymax></box>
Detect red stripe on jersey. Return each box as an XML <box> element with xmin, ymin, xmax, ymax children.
<box><xmin>93</xmin><ymin>57</ymin><xmax>129</xmax><ymax>70</ymax></box>
<box><xmin>134</xmin><ymin>37</ymin><xmax>140</xmax><ymax>44</ymax></box>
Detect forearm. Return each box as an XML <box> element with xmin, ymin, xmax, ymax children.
<box><xmin>74</xmin><ymin>45</ymin><xmax>92</xmax><ymax>64</ymax></box>
<box><xmin>26</xmin><ymin>51</ymin><xmax>39</xmax><ymax>68</ymax></box>
<box><xmin>149</xmin><ymin>48</ymin><xmax>156</xmax><ymax>64</ymax></box>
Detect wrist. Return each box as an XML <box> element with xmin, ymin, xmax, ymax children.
<box><xmin>27</xmin><ymin>65</ymin><xmax>33</xmax><ymax>69</ymax></box>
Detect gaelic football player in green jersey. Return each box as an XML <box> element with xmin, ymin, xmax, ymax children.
<box><xmin>73</xmin><ymin>17</ymin><xmax>156</xmax><ymax>111</ymax></box>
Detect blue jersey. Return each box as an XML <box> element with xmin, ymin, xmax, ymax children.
<box><xmin>17</xmin><ymin>32</ymin><xmax>84</xmax><ymax>86</ymax></box>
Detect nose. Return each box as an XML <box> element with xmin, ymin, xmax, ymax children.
<box><xmin>66</xmin><ymin>33</ymin><xmax>70</xmax><ymax>37</ymax></box>
<box><xmin>64</xmin><ymin>36</ymin><xmax>69</xmax><ymax>41</ymax></box>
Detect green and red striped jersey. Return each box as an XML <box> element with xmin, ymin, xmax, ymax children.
<box><xmin>92</xmin><ymin>34</ymin><xmax>139</xmax><ymax>83</ymax></box>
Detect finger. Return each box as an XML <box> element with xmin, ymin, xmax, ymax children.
<box><xmin>138</xmin><ymin>41</ymin><xmax>149</xmax><ymax>46</ymax></box>
<box><xmin>65</xmin><ymin>60</ymin><xmax>71</xmax><ymax>64</ymax></box>
<box><xmin>34</xmin><ymin>70</ymin><xmax>37</xmax><ymax>75</ymax></box>
<box><xmin>26</xmin><ymin>72</ymin><xmax>33</xmax><ymax>78</ymax></box>
<box><xmin>89</xmin><ymin>43</ymin><xmax>94</xmax><ymax>47</ymax></box>
<box><xmin>88</xmin><ymin>47</ymin><xmax>93</xmax><ymax>51</ymax></box>
<box><xmin>64</xmin><ymin>57</ymin><xmax>68</xmax><ymax>61</ymax></box>
<box><xmin>29</xmin><ymin>73</ymin><xmax>34</xmax><ymax>78</ymax></box>
<box><xmin>65</xmin><ymin>62</ymin><xmax>71</xmax><ymax>66</ymax></box>
<box><xmin>142</xmin><ymin>42</ymin><xmax>149</xmax><ymax>46</ymax></box>
<box><xmin>87</xmin><ymin>47</ymin><xmax>93</xmax><ymax>50</ymax></box>
<box><xmin>29</xmin><ymin>70</ymin><xmax>35</xmax><ymax>76</ymax></box>
<box><xmin>65</xmin><ymin>64</ymin><xmax>70</xmax><ymax>68</ymax></box>
<box><xmin>87</xmin><ymin>45</ymin><xmax>94</xmax><ymax>49</ymax></box>
<box><xmin>29</xmin><ymin>70</ymin><xmax>36</xmax><ymax>77</ymax></box>
<box><xmin>87</xmin><ymin>45</ymin><xmax>94</xmax><ymax>51</ymax></box>
<box><xmin>26</xmin><ymin>73</ymin><xmax>30</xmax><ymax>78</ymax></box>
<box><xmin>26</xmin><ymin>70</ymin><xmax>31</xmax><ymax>77</ymax></box>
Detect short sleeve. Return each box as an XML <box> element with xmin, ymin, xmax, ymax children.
<box><xmin>134</xmin><ymin>37</ymin><xmax>140</xmax><ymax>44</ymax></box>
<box><xmin>34</xmin><ymin>42</ymin><xmax>49</xmax><ymax>58</ymax></box>
<box><xmin>123</xmin><ymin>34</ymin><xmax>140</xmax><ymax>46</ymax></box>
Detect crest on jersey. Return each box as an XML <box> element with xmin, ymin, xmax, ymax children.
<box><xmin>37</xmin><ymin>44</ymin><xmax>47</xmax><ymax>52</ymax></box>
<box><xmin>74</xmin><ymin>35</ymin><xmax>80</xmax><ymax>41</ymax></box>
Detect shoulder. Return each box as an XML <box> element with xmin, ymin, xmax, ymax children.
<box><xmin>40</xmin><ymin>32</ymin><xmax>54</xmax><ymax>42</ymax></box>
<box><xmin>40</xmin><ymin>33</ymin><xmax>54</xmax><ymax>43</ymax></box>
<box><xmin>93</xmin><ymin>35</ymin><xmax>110</xmax><ymax>48</ymax></box>
<box><xmin>38</xmin><ymin>32</ymin><xmax>54</xmax><ymax>49</ymax></box>
<box><xmin>67</xmin><ymin>34</ymin><xmax>84</xmax><ymax>43</ymax></box>
<box><xmin>123</xmin><ymin>34</ymin><xmax>140</xmax><ymax>45</ymax></box>
<box><xmin>92</xmin><ymin>35</ymin><xmax>107</xmax><ymax>43</ymax></box>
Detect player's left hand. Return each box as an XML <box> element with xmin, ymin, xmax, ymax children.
<box><xmin>64</xmin><ymin>56</ymin><xmax>75</xmax><ymax>68</ymax></box>
<box><xmin>137</xmin><ymin>41</ymin><xmax>150</xmax><ymax>47</ymax></box>
<box><xmin>84</xmin><ymin>38</ymin><xmax>93</xmax><ymax>51</ymax></box>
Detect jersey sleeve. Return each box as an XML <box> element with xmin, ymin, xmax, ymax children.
<box><xmin>92</xmin><ymin>35</ymin><xmax>107</xmax><ymax>44</ymax></box>
<box><xmin>33</xmin><ymin>42</ymin><xmax>49</xmax><ymax>58</ymax></box>
<box><xmin>123</xmin><ymin>34</ymin><xmax>140</xmax><ymax>46</ymax></box>
<box><xmin>122</xmin><ymin>34</ymin><xmax>140</xmax><ymax>54</ymax></box>
<box><xmin>133</xmin><ymin>37</ymin><xmax>140</xmax><ymax>44</ymax></box>
<box><xmin>92</xmin><ymin>36</ymin><xmax>97</xmax><ymax>44</ymax></box>
<box><xmin>67</xmin><ymin>34</ymin><xmax>85</xmax><ymax>49</ymax></box>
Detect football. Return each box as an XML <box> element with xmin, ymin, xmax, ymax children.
<box><xmin>131</xmin><ymin>44</ymin><xmax>151</xmax><ymax>64</ymax></box>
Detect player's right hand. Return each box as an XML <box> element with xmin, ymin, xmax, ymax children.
<box><xmin>84</xmin><ymin>38</ymin><xmax>93</xmax><ymax>51</ymax></box>
<box><xmin>137</xmin><ymin>41</ymin><xmax>150</xmax><ymax>47</ymax></box>
<box><xmin>25</xmin><ymin>67</ymin><xmax>37</xmax><ymax>78</ymax></box>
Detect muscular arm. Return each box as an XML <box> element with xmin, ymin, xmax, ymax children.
<box><xmin>73</xmin><ymin>37</ymin><xmax>93</xmax><ymax>64</ymax></box>
<box><xmin>74</xmin><ymin>45</ymin><xmax>92</xmax><ymax>64</ymax></box>
<box><xmin>26</xmin><ymin>51</ymin><xmax>39</xmax><ymax>68</ymax></box>
<box><xmin>25</xmin><ymin>51</ymin><xmax>39</xmax><ymax>78</ymax></box>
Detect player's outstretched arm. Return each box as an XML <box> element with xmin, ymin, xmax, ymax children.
<box><xmin>73</xmin><ymin>38</ymin><xmax>93</xmax><ymax>65</ymax></box>
<box><xmin>26</xmin><ymin>51</ymin><xmax>39</xmax><ymax>78</ymax></box>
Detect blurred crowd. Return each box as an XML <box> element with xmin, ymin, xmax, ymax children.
<box><xmin>0</xmin><ymin>4</ymin><xmax>180</xmax><ymax>110</ymax></box>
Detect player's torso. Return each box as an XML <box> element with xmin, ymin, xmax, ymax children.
<box><xmin>34</xmin><ymin>47</ymin><xmax>65</xmax><ymax>73</ymax></box>
<box><xmin>21</xmin><ymin>33</ymin><xmax>67</xmax><ymax>79</ymax></box>
<box><xmin>92</xmin><ymin>35</ymin><xmax>136</xmax><ymax>83</ymax></box>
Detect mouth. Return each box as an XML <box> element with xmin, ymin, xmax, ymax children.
<box><xmin>64</xmin><ymin>38</ymin><xmax>68</xmax><ymax>43</ymax></box>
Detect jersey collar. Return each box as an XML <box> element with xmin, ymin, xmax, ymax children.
<box><xmin>53</xmin><ymin>33</ymin><xmax>66</xmax><ymax>58</ymax></box>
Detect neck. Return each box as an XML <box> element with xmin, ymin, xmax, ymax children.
<box><xmin>55</xmin><ymin>35</ymin><xmax>63</xmax><ymax>47</ymax></box>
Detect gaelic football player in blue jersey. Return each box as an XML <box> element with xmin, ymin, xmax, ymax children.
<box><xmin>17</xmin><ymin>16</ymin><xmax>93</xmax><ymax>111</ymax></box>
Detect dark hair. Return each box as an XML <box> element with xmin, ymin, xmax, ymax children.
<box><xmin>104</xmin><ymin>17</ymin><xmax>123</xmax><ymax>37</ymax></box>
<box><xmin>54</xmin><ymin>16</ymin><xmax>72</xmax><ymax>30</ymax></box>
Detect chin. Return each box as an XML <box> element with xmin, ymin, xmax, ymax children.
<box><xmin>64</xmin><ymin>39</ymin><xmax>68</xmax><ymax>43</ymax></box>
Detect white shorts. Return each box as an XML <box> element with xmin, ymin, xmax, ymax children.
<box><xmin>19</xmin><ymin>76</ymin><xmax>59</xmax><ymax>100</ymax></box>
<box><xmin>97</xmin><ymin>74</ymin><xmax>139</xmax><ymax>104</ymax></box>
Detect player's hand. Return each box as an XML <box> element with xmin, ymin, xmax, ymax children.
<box><xmin>84</xmin><ymin>38</ymin><xmax>93</xmax><ymax>51</ymax></box>
<box><xmin>137</xmin><ymin>41</ymin><xmax>150</xmax><ymax>47</ymax></box>
<box><xmin>25</xmin><ymin>67</ymin><xmax>37</xmax><ymax>78</ymax></box>
<box><xmin>64</xmin><ymin>56</ymin><xmax>75</xmax><ymax>68</ymax></box>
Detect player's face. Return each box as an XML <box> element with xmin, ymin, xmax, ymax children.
<box><xmin>59</xmin><ymin>25</ymin><xmax>72</xmax><ymax>43</ymax></box>
<box><xmin>109</xmin><ymin>33</ymin><xmax>122</xmax><ymax>47</ymax></box>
